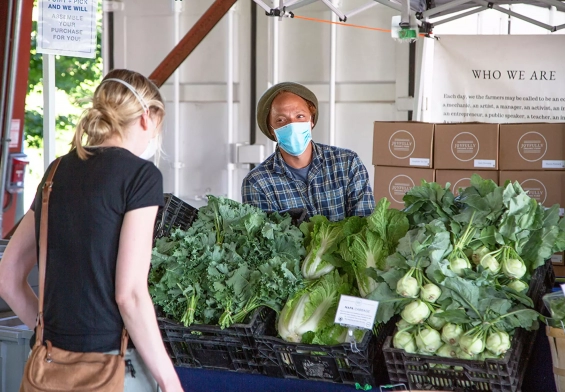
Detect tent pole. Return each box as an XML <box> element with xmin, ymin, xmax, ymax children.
<box><xmin>432</xmin><ymin>6</ymin><xmax>487</xmax><ymax>25</ymax></box>
<box><xmin>344</xmin><ymin>2</ymin><xmax>378</xmax><ymax>19</ymax></box>
<box><xmin>474</xmin><ymin>0</ymin><xmax>555</xmax><ymax>31</ymax></box>
<box><xmin>372</xmin><ymin>0</ymin><xmax>402</xmax><ymax>12</ymax></box>
<box><xmin>286</xmin><ymin>0</ymin><xmax>318</xmax><ymax>10</ymax></box>
<box><xmin>535</xmin><ymin>0</ymin><xmax>565</xmax><ymax>14</ymax></box>
<box><xmin>422</xmin><ymin>0</ymin><xmax>474</xmax><ymax>18</ymax></box>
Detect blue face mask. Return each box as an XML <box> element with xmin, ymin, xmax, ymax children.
<box><xmin>273</xmin><ymin>121</ymin><xmax>312</xmax><ymax>156</ymax></box>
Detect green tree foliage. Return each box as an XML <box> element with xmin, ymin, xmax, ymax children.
<box><xmin>25</xmin><ymin>4</ymin><xmax>103</xmax><ymax>148</ymax></box>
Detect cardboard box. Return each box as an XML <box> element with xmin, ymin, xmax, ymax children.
<box><xmin>499</xmin><ymin>171</ymin><xmax>565</xmax><ymax>216</ymax></box>
<box><xmin>435</xmin><ymin>170</ymin><xmax>499</xmax><ymax>196</ymax></box>
<box><xmin>499</xmin><ymin>123</ymin><xmax>565</xmax><ymax>170</ymax></box>
<box><xmin>373</xmin><ymin>166</ymin><xmax>435</xmax><ymax>209</ymax></box>
<box><xmin>553</xmin><ymin>264</ymin><xmax>565</xmax><ymax>277</ymax></box>
<box><xmin>434</xmin><ymin>123</ymin><xmax>499</xmax><ymax>170</ymax></box>
<box><xmin>552</xmin><ymin>252</ymin><xmax>564</xmax><ymax>266</ymax></box>
<box><xmin>372</xmin><ymin>122</ymin><xmax>434</xmax><ymax>168</ymax></box>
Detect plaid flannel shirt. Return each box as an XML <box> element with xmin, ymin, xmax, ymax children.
<box><xmin>241</xmin><ymin>142</ymin><xmax>375</xmax><ymax>221</ymax></box>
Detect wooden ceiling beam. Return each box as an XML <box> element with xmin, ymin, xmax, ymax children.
<box><xmin>149</xmin><ymin>0</ymin><xmax>238</xmax><ymax>87</ymax></box>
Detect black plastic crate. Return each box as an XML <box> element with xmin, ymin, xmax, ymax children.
<box><xmin>382</xmin><ymin>259</ymin><xmax>555</xmax><ymax>392</ymax></box>
<box><xmin>158</xmin><ymin>306</ymin><xmax>276</xmax><ymax>373</ymax></box>
<box><xmin>153</xmin><ymin>193</ymin><xmax>198</xmax><ymax>239</ymax></box>
<box><xmin>278</xmin><ymin>208</ymin><xmax>310</xmax><ymax>227</ymax></box>
<box><xmin>255</xmin><ymin>318</ymin><xmax>396</xmax><ymax>388</ymax></box>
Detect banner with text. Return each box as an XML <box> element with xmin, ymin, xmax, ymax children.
<box><xmin>37</xmin><ymin>0</ymin><xmax>98</xmax><ymax>58</ymax></box>
<box><xmin>431</xmin><ymin>35</ymin><xmax>565</xmax><ymax>123</ymax></box>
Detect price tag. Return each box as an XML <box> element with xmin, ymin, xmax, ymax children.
<box><xmin>474</xmin><ymin>159</ymin><xmax>496</xmax><ymax>168</ymax></box>
<box><xmin>561</xmin><ymin>284</ymin><xmax>565</xmax><ymax>297</ymax></box>
<box><xmin>542</xmin><ymin>160</ymin><xmax>565</xmax><ymax>169</ymax></box>
<box><xmin>409</xmin><ymin>158</ymin><xmax>430</xmax><ymax>167</ymax></box>
<box><xmin>334</xmin><ymin>295</ymin><xmax>378</xmax><ymax>330</ymax></box>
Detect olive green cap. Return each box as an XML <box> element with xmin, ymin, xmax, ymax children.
<box><xmin>256</xmin><ymin>82</ymin><xmax>318</xmax><ymax>141</ymax></box>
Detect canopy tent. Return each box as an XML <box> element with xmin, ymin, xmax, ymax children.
<box><xmin>253</xmin><ymin>0</ymin><xmax>565</xmax><ymax>33</ymax></box>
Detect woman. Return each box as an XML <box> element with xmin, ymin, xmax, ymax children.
<box><xmin>0</xmin><ymin>69</ymin><xmax>183</xmax><ymax>392</ymax></box>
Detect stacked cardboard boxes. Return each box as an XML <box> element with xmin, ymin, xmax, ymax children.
<box><xmin>372</xmin><ymin>122</ymin><xmax>434</xmax><ymax>209</ymax></box>
<box><xmin>433</xmin><ymin>123</ymin><xmax>499</xmax><ymax>195</ymax></box>
<box><xmin>372</xmin><ymin>121</ymin><xmax>565</xmax><ymax>274</ymax></box>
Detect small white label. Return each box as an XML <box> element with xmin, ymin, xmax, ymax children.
<box><xmin>410</xmin><ymin>158</ymin><xmax>430</xmax><ymax>167</ymax></box>
<box><xmin>561</xmin><ymin>284</ymin><xmax>565</xmax><ymax>296</ymax></box>
<box><xmin>560</xmin><ymin>208</ymin><xmax>565</xmax><ymax>217</ymax></box>
<box><xmin>552</xmin><ymin>254</ymin><xmax>563</xmax><ymax>264</ymax></box>
<box><xmin>474</xmin><ymin>159</ymin><xmax>496</xmax><ymax>168</ymax></box>
<box><xmin>334</xmin><ymin>295</ymin><xmax>378</xmax><ymax>330</ymax></box>
<box><xmin>10</xmin><ymin>119</ymin><xmax>20</xmax><ymax>148</ymax></box>
<box><xmin>542</xmin><ymin>160</ymin><xmax>565</xmax><ymax>169</ymax></box>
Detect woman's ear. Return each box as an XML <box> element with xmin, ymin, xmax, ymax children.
<box><xmin>140</xmin><ymin>112</ymin><xmax>152</xmax><ymax>131</ymax></box>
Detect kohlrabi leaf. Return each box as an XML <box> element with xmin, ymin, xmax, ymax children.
<box><xmin>433</xmin><ymin>309</ymin><xmax>472</xmax><ymax>324</ymax></box>
<box><xmin>367</xmin><ymin>282</ymin><xmax>410</xmax><ymax>324</ymax></box>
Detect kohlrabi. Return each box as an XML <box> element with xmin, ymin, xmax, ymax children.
<box><xmin>502</xmin><ymin>258</ymin><xmax>527</xmax><ymax>280</ymax></box>
<box><xmin>401</xmin><ymin>300</ymin><xmax>431</xmax><ymax>325</ymax></box>
<box><xmin>441</xmin><ymin>323</ymin><xmax>464</xmax><ymax>346</ymax></box>
<box><xmin>420</xmin><ymin>283</ymin><xmax>441</xmax><ymax>303</ymax></box>
<box><xmin>415</xmin><ymin>326</ymin><xmax>442</xmax><ymax>354</ymax></box>
<box><xmin>456</xmin><ymin>347</ymin><xmax>476</xmax><ymax>360</ymax></box>
<box><xmin>450</xmin><ymin>257</ymin><xmax>471</xmax><ymax>276</ymax></box>
<box><xmin>459</xmin><ymin>328</ymin><xmax>486</xmax><ymax>356</ymax></box>
<box><xmin>393</xmin><ymin>330</ymin><xmax>417</xmax><ymax>353</ymax></box>
<box><xmin>480</xmin><ymin>254</ymin><xmax>501</xmax><ymax>274</ymax></box>
<box><xmin>507</xmin><ymin>280</ymin><xmax>528</xmax><ymax>293</ymax></box>
<box><xmin>486</xmin><ymin>331</ymin><xmax>511</xmax><ymax>356</ymax></box>
<box><xmin>484</xmin><ymin>246</ymin><xmax>527</xmax><ymax>280</ymax></box>
<box><xmin>447</xmin><ymin>216</ymin><xmax>476</xmax><ymax>276</ymax></box>
<box><xmin>427</xmin><ymin>309</ymin><xmax>447</xmax><ymax>330</ymax></box>
<box><xmin>436</xmin><ymin>343</ymin><xmax>457</xmax><ymax>358</ymax></box>
<box><xmin>396</xmin><ymin>270</ymin><xmax>420</xmax><ymax>298</ymax></box>
<box><xmin>472</xmin><ymin>246</ymin><xmax>490</xmax><ymax>265</ymax></box>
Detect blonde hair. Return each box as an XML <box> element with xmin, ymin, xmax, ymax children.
<box><xmin>72</xmin><ymin>69</ymin><xmax>165</xmax><ymax>160</ymax></box>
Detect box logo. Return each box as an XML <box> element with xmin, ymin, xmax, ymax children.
<box><xmin>520</xmin><ymin>179</ymin><xmax>547</xmax><ymax>204</ymax></box>
<box><xmin>517</xmin><ymin>132</ymin><xmax>547</xmax><ymax>162</ymax></box>
<box><xmin>452</xmin><ymin>178</ymin><xmax>471</xmax><ymax>196</ymax></box>
<box><xmin>389</xmin><ymin>175</ymin><xmax>415</xmax><ymax>203</ymax></box>
<box><xmin>451</xmin><ymin>132</ymin><xmax>480</xmax><ymax>162</ymax></box>
<box><xmin>389</xmin><ymin>130</ymin><xmax>416</xmax><ymax>159</ymax></box>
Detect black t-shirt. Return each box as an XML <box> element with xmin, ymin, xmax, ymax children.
<box><xmin>31</xmin><ymin>147</ymin><xmax>163</xmax><ymax>352</ymax></box>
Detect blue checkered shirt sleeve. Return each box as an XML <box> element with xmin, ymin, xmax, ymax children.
<box><xmin>241</xmin><ymin>176</ymin><xmax>277</xmax><ymax>212</ymax></box>
<box><xmin>347</xmin><ymin>154</ymin><xmax>375</xmax><ymax>217</ymax></box>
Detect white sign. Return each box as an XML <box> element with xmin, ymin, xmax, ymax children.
<box><xmin>430</xmin><ymin>36</ymin><xmax>565</xmax><ymax>123</ymax></box>
<box><xmin>37</xmin><ymin>0</ymin><xmax>98</xmax><ymax>58</ymax></box>
<box><xmin>561</xmin><ymin>284</ymin><xmax>565</xmax><ymax>297</ymax></box>
<box><xmin>334</xmin><ymin>295</ymin><xmax>378</xmax><ymax>330</ymax></box>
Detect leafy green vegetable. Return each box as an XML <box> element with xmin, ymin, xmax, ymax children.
<box><xmin>277</xmin><ymin>270</ymin><xmax>356</xmax><ymax>345</ymax></box>
<box><xmin>300</xmin><ymin>216</ymin><xmax>346</xmax><ymax>280</ymax></box>
<box><xmin>149</xmin><ymin>195</ymin><xmax>306</xmax><ymax>328</ymax></box>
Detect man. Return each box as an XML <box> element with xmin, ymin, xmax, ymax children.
<box><xmin>241</xmin><ymin>82</ymin><xmax>375</xmax><ymax>221</ymax></box>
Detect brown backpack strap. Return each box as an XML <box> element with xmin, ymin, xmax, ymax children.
<box><xmin>35</xmin><ymin>157</ymin><xmax>129</xmax><ymax>352</ymax></box>
<box><xmin>36</xmin><ymin>158</ymin><xmax>62</xmax><ymax>345</ymax></box>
